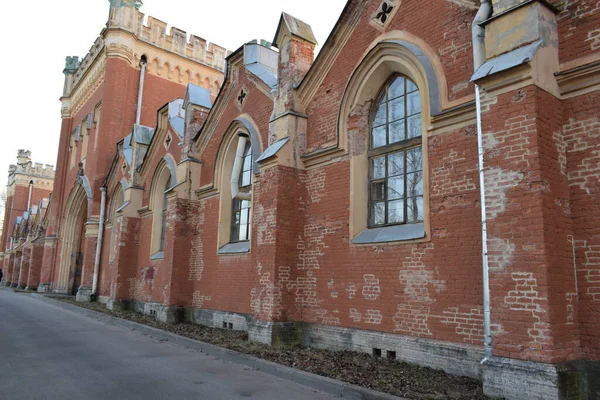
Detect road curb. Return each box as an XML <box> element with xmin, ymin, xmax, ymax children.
<box><xmin>29</xmin><ymin>294</ymin><xmax>404</xmax><ymax>400</ymax></box>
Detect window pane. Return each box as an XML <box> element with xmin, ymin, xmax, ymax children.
<box><xmin>240</xmin><ymin>208</ymin><xmax>249</xmax><ymax>225</ymax></box>
<box><xmin>388</xmin><ymin>200</ymin><xmax>405</xmax><ymax>224</ymax></box>
<box><xmin>407</xmin><ymin>91</ymin><xmax>421</xmax><ymax>116</ymax></box>
<box><xmin>407</xmin><ymin>115</ymin><xmax>422</xmax><ymax>139</ymax></box>
<box><xmin>388</xmin><ymin>152</ymin><xmax>404</xmax><ymax>176</ymax></box>
<box><xmin>407</xmin><ymin>79</ymin><xmax>418</xmax><ymax>93</ymax></box>
<box><xmin>241</xmin><ymin>170</ymin><xmax>251</xmax><ymax>187</ymax></box>
<box><xmin>371</xmin><ymin>156</ymin><xmax>386</xmax><ymax>179</ymax></box>
<box><xmin>241</xmin><ymin>200</ymin><xmax>250</xmax><ymax>210</ymax></box>
<box><xmin>407</xmin><ymin>147</ymin><xmax>422</xmax><ymax>173</ymax></box>
<box><xmin>387</xmin><ymin>177</ymin><xmax>404</xmax><ymax>200</ymax></box>
<box><xmin>373</xmin><ymin>103</ymin><xmax>386</xmax><ymax>127</ymax></box>
<box><xmin>389</xmin><ymin>120</ymin><xmax>405</xmax><ymax>144</ymax></box>
<box><xmin>243</xmin><ymin>153</ymin><xmax>252</xmax><ymax>170</ymax></box>
<box><xmin>239</xmin><ymin>224</ymin><xmax>248</xmax><ymax>241</ymax></box>
<box><xmin>371</xmin><ymin>202</ymin><xmax>385</xmax><ymax>225</ymax></box>
<box><xmin>371</xmin><ymin>181</ymin><xmax>386</xmax><ymax>201</ymax></box>
<box><xmin>407</xmin><ymin>196</ymin><xmax>424</xmax><ymax>223</ymax></box>
<box><xmin>388</xmin><ymin>77</ymin><xmax>405</xmax><ymax>99</ymax></box>
<box><xmin>389</xmin><ymin>96</ymin><xmax>405</xmax><ymax>122</ymax></box>
<box><xmin>407</xmin><ymin>171</ymin><xmax>423</xmax><ymax>197</ymax></box>
<box><xmin>372</xmin><ymin>126</ymin><xmax>386</xmax><ymax>148</ymax></box>
<box><xmin>233</xmin><ymin>210</ymin><xmax>241</xmax><ymax>225</ymax></box>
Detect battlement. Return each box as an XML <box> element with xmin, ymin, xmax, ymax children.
<box><xmin>107</xmin><ymin>1</ymin><xmax>228</xmax><ymax>71</ymax></box>
<box><xmin>7</xmin><ymin>150</ymin><xmax>55</xmax><ymax>183</ymax></box>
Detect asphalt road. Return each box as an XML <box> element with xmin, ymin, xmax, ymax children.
<box><xmin>0</xmin><ymin>289</ymin><xmax>336</xmax><ymax>400</ymax></box>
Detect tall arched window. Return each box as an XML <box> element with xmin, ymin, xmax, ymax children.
<box><xmin>150</xmin><ymin>163</ymin><xmax>172</xmax><ymax>258</ymax></box>
<box><xmin>159</xmin><ymin>183</ymin><xmax>169</xmax><ymax>251</ymax></box>
<box><xmin>369</xmin><ymin>75</ymin><xmax>423</xmax><ymax>227</ymax></box>
<box><xmin>231</xmin><ymin>141</ymin><xmax>252</xmax><ymax>243</ymax></box>
<box><xmin>108</xmin><ymin>186</ymin><xmax>124</xmax><ymax>263</ymax></box>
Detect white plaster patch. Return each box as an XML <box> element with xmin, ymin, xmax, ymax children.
<box><xmin>504</xmin><ymin>272</ymin><xmax>550</xmax><ymax>343</ymax></box>
<box><xmin>364</xmin><ymin>309</ymin><xmax>383</xmax><ymax>325</ymax></box>
<box><xmin>192</xmin><ymin>291</ymin><xmax>212</xmax><ymax>308</ymax></box>
<box><xmin>349</xmin><ymin>308</ymin><xmax>362</xmax><ymax>323</ymax></box>
<box><xmin>189</xmin><ymin>201</ymin><xmax>205</xmax><ymax>280</ymax></box>
<box><xmin>346</xmin><ymin>282</ymin><xmax>357</xmax><ymax>299</ymax></box>
<box><xmin>485</xmin><ymin>167</ymin><xmax>524</xmax><ymax>219</ymax></box>
<box><xmin>488</xmin><ymin>236</ymin><xmax>516</xmax><ymax>271</ymax></box>
<box><xmin>362</xmin><ymin>274</ymin><xmax>381</xmax><ymax>300</ymax></box>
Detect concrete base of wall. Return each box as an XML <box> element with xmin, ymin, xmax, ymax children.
<box><xmin>184</xmin><ymin>307</ymin><xmax>251</xmax><ymax>332</ymax></box>
<box><xmin>24</xmin><ymin>286</ymin><xmax>37</xmax><ymax>291</ymax></box>
<box><xmin>37</xmin><ymin>283</ymin><xmax>50</xmax><ymax>293</ymax></box>
<box><xmin>107</xmin><ymin>299</ymin><xmax>131</xmax><ymax>312</ymax></box>
<box><xmin>131</xmin><ymin>301</ymin><xmax>183</xmax><ymax>324</ymax></box>
<box><xmin>249</xmin><ymin>320</ymin><xmax>305</xmax><ymax>346</ymax></box>
<box><xmin>482</xmin><ymin>357</ymin><xmax>600</xmax><ymax>400</ymax></box>
<box><xmin>303</xmin><ymin>324</ymin><xmax>483</xmax><ymax>378</ymax></box>
<box><xmin>76</xmin><ymin>286</ymin><xmax>93</xmax><ymax>302</ymax></box>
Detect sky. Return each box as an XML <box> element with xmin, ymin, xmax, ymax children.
<box><xmin>0</xmin><ymin>0</ymin><xmax>347</xmax><ymax>194</ymax></box>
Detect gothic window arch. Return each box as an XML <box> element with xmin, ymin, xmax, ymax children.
<box><xmin>231</xmin><ymin>140</ymin><xmax>252</xmax><ymax>243</ymax></box>
<box><xmin>342</xmin><ymin>40</ymin><xmax>439</xmax><ymax>244</ymax></box>
<box><xmin>150</xmin><ymin>162</ymin><xmax>172</xmax><ymax>258</ymax></box>
<box><xmin>108</xmin><ymin>185</ymin><xmax>124</xmax><ymax>263</ymax></box>
<box><xmin>368</xmin><ymin>75</ymin><xmax>423</xmax><ymax>227</ymax></box>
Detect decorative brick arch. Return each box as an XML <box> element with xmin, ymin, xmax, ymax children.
<box><xmin>56</xmin><ymin>183</ymin><xmax>88</xmax><ymax>294</ymax></box>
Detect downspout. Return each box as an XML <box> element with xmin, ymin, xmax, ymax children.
<box><xmin>135</xmin><ymin>57</ymin><xmax>147</xmax><ymax>125</ymax></box>
<box><xmin>91</xmin><ymin>186</ymin><xmax>106</xmax><ymax>300</ymax></box>
<box><xmin>27</xmin><ymin>180</ymin><xmax>33</xmax><ymax>211</ymax></box>
<box><xmin>230</xmin><ymin>134</ymin><xmax>252</xmax><ymax>201</ymax></box>
<box><xmin>472</xmin><ymin>0</ymin><xmax>493</xmax><ymax>361</ymax></box>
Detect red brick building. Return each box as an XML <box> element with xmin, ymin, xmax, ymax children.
<box><xmin>4</xmin><ymin>0</ymin><xmax>599</xmax><ymax>398</ymax></box>
<box><xmin>0</xmin><ymin>150</ymin><xmax>54</xmax><ymax>289</ymax></box>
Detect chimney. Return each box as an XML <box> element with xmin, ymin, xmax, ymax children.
<box><xmin>272</xmin><ymin>13</ymin><xmax>317</xmax><ymax>118</ymax></box>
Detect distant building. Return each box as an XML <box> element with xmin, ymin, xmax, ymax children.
<box><xmin>0</xmin><ymin>150</ymin><xmax>54</xmax><ymax>289</ymax></box>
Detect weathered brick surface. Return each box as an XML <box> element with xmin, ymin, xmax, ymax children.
<box><xmin>17</xmin><ymin>0</ymin><xmax>598</xmax><ymax>385</ymax></box>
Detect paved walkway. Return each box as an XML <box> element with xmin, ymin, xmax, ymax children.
<box><xmin>0</xmin><ymin>289</ymin><xmax>336</xmax><ymax>400</ymax></box>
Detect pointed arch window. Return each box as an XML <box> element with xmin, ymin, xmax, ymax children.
<box><xmin>231</xmin><ymin>142</ymin><xmax>252</xmax><ymax>243</ymax></box>
<box><xmin>159</xmin><ymin>177</ymin><xmax>170</xmax><ymax>252</ymax></box>
<box><xmin>369</xmin><ymin>75</ymin><xmax>423</xmax><ymax>227</ymax></box>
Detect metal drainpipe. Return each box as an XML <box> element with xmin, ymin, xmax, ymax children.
<box><xmin>27</xmin><ymin>180</ymin><xmax>33</xmax><ymax>211</ymax></box>
<box><xmin>136</xmin><ymin>59</ymin><xmax>147</xmax><ymax>125</ymax></box>
<box><xmin>472</xmin><ymin>0</ymin><xmax>493</xmax><ymax>361</ymax></box>
<box><xmin>230</xmin><ymin>134</ymin><xmax>252</xmax><ymax>201</ymax></box>
<box><xmin>91</xmin><ymin>186</ymin><xmax>107</xmax><ymax>300</ymax></box>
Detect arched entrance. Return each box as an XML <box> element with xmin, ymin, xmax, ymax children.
<box><xmin>56</xmin><ymin>184</ymin><xmax>88</xmax><ymax>294</ymax></box>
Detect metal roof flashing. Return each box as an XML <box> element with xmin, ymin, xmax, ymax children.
<box><xmin>471</xmin><ymin>40</ymin><xmax>543</xmax><ymax>82</ymax></box>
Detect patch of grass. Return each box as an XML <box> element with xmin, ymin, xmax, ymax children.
<box><xmin>56</xmin><ymin>297</ymin><xmax>489</xmax><ymax>400</ymax></box>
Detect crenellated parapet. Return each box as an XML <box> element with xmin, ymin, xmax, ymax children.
<box><xmin>106</xmin><ymin>1</ymin><xmax>228</xmax><ymax>71</ymax></box>
<box><xmin>61</xmin><ymin>0</ymin><xmax>228</xmax><ymax>117</ymax></box>
<box><xmin>6</xmin><ymin>150</ymin><xmax>55</xmax><ymax>195</ymax></box>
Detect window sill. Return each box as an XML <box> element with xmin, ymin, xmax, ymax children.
<box><xmin>150</xmin><ymin>251</ymin><xmax>164</xmax><ymax>260</ymax></box>
<box><xmin>218</xmin><ymin>242</ymin><xmax>250</xmax><ymax>254</ymax></box>
<box><xmin>352</xmin><ymin>222</ymin><xmax>425</xmax><ymax>244</ymax></box>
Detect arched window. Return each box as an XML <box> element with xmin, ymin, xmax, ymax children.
<box><xmin>159</xmin><ymin>183</ymin><xmax>169</xmax><ymax>251</ymax></box>
<box><xmin>369</xmin><ymin>75</ymin><xmax>423</xmax><ymax>227</ymax></box>
<box><xmin>150</xmin><ymin>163</ymin><xmax>172</xmax><ymax>258</ymax></box>
<box><xmin>108</xmin><ymin>185</ymin><xmax>124</xmax><ymax>263</ymax></box>
<box><xmin>231</xmin><ymin>141</ymin><xmax>252</xmax><ymax>243</ymax></box>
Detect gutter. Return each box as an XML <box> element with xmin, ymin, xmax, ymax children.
<box><xmin>472</xmin><ymin>0</ymin><xmax>493</xmax><ymax>361</ymax></box>
<box><xmin>91</xmin><ymin>186</ymin><xmax>107</xmax><ymax>300</ymax></box>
